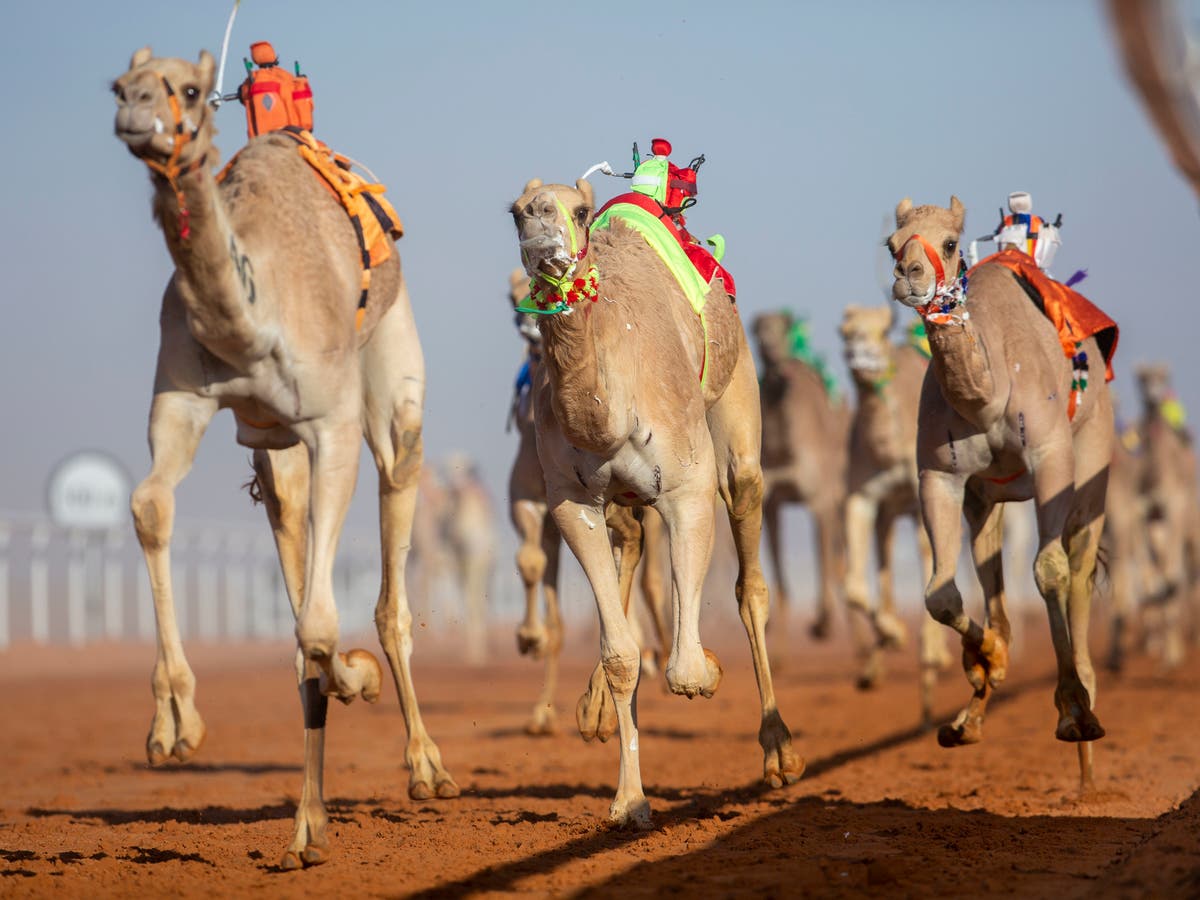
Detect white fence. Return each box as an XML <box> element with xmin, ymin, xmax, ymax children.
<box><xmin>0</xmin><ymin>510</ymin><xmax>551</xmax><ymax>649</ymax></box>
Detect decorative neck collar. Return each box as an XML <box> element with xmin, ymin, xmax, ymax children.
<box><xmin>520</xmin><ymin>265</ymin><xmax>600</xmax><ymax>316</ymax></box>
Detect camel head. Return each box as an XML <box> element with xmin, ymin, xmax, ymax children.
<box><xmin>510</xmin><ymin>179</ymin><xmax>595</xmax><ymax>285</ymax></box>
<box><xmin>887</xmin><ymin>196</ymin><xmax>966</xmax><ymax>309</ymax></box>
<box><xmin>1136</xmin><ymin>363</ymin><xmax>1172</xmax><ymax>406</ymax></box>
<box><xmin>839</xmin><ymin>305</ymin><xmax>895</xmax><ymax>383</ymax></box>
<box><xmin>113</xmin><ymin>47</ymin><xmax>216</xmax><ymax>170</ymax></box>
<box><xmin>752</xmin><ymin>312</ymin><xmax>795</xmax><ymax>370</ymax></box>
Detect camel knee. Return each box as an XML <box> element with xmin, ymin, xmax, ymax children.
<box><xmin>725</xmin><ymin>455</ymin><xmax>764</xmax><ymax>520</ymax></box>
<box><xmin>602</xmin><ymin>649</ymin><xmax>640</xmax><ymax>701</ymax></box>
<box><xmin>924</xmin><ymin>579</ymin><xmax>964</xmax><ymax>628</ymax></box>
<box><xmin>736</xmin><ymin>573</ymin><xmax>769</xmax><ymax>623</ymax></box>
<box><xmin>516</xmin><ymin>544</ymin><xmax>546</xmax><ymax>586</ymax></box>
<box><xmin>131</xmin><ymin>480</ymin><xmax>173</xmax><ymax>551</ymax></box>
<box><xmin>375</xmin><ymin>598</ymin><xmax>412</xmax><ymax>645</ymax></box>
<box><xmin>1034</xmin><ymin>545</ymin><xmax>1070</xmax><ymax>602</ymax></box>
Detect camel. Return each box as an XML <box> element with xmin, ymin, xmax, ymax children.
<box><xmin>442</xmin><ymin>455</ymin><xmax>497</xmax><ymax>665</ymax></box>
<box><xmin>753</xmin><ymin>312</ymin><xmax>849</xmax><ymax>638</ymax></box>
<box><xmin>113</xmin><ymin>49</ymin><xmax>455</xmax><ymax>868</ymax></box>
<box><xmin>506</xmin><ymin>271</ymin><xmax>669</xmax><ymax>735</ymax></box>
<box><xmin>1104</xmin><ymin>419</ymin><xmax>1153</xmax><ymax>672</ymax></box>
<box><xmin>411</xmin><ymin>464</ymin><xmax>453</xmax><ymax>624</ymax></box>
<box><xmin>888</xmin><ymin>196</ymin><xmax>1115</xmax><ymax>791</ymax></box>
<box><xmin>511</xmin><ymin>178</ymin><xmax>800</xmax><ymax>825</ymax></box>
<box><xmin>1132</xmin><ymin>364</ymin><xmax>1200</xmax><ymax>668</ymax></box>
<box><xmin>838</xmin><ymin>305</ymin><xmax>950</xmax><ymax>724</ymax></box>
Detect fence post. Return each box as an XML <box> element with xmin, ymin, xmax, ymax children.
<box><xmin>30</xmin><ymin>522</ymin><xmax>50</xmax><ymax>643</ymax></box>
<box><xmin>104</xmin><ymin>528</ymin><xmax>125</xmax><ymax>640</ymax></box>
<box><xmin>66</xmin><ymin>530</ymin><xmax>87</xmax><ymax>646</ymax></box>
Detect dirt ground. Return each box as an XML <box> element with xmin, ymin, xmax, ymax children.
<box><xmin>2</xmin><ymin>609</ymin><xmax>1199</xmax><ymax>898</ymax></box>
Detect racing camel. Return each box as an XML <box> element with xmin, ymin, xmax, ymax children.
<box><xmin>113</xmin><ymin>48</ymin><xmax>455</xmax><ymax>868</ymax></box>
<box><xmin>888</xmin><ymin>196</ymin><xmax>1116</xmax><ymax>791</ymax></box>
<box><xmin>511</xmin><ymin>177</ymin><xmax>800</xmax><ymax>826</ymax></box>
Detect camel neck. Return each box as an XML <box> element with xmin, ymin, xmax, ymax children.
<box><xmin>925</xmin><ymin>318</ymin><xmax>997</xmax><ymax>428</ymax></box>
<box><xmin>152</xmin><ymin>159</ymin><xmax>269</xmax><ymax>365</ymax></box>
<box><xmin>537</xmin><ymin>267</ymin><xmax>619</xmax><ymax>454</ymax></box>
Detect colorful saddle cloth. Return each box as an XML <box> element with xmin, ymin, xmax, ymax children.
<box><xmin>218</xmin><ymin>126</ymin><xmax>403</xmax><ymax>329</ymax></box>
<box><xmin>972</xmin><ymin>250</ymin><xmax>1118</xmax><ymax>417</ymax></box>
<box><xmin>593</xmin><ymin>192</ymin><xmax>736</xmax><ymax>303</ymax></box>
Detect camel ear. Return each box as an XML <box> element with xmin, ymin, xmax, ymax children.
<box><xmin>523</xmin><ymin>178</ymin><xmax>543</xmax><ymax>194</ymax></box>
<box><xmin>949</xmin><ymin>195</ymin><xmax>965</xmax><ymax>228</ymax></box>
<box><xmin>895</xmin><ymin>197</ymin><xmax>914</xmax><ymax>227</ymax></box>
<box><xmin>575</xmin><ymin>178</ymin><xmax>594</xmax><ymax>212</ymax></box>
<box><xmin>130</xmin><ymin>46</ymin><xmax>152</xmax><ymax>69</ymax></box>
<box><xmin>197</xmin><ymin>49</ymin><xmax>216</xmax><ymax>95</ymax></box>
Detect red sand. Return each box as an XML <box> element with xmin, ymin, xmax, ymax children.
<box><xmin>1</xmin><ymin>613</ymin><xmax>1198</xmax><ymax>897</ymax></box>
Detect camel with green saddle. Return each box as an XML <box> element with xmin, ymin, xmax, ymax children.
<box><xmin>752</xmin><ymin>311</ymin><xmax>849</xmax><ymax>640</ymax></box>
<box><xmin>510</xmin><ymin>177</ymin><xmax>801</xmax><ymax>826</ymax></box>
<box><xmin>506</xmin><ymin>269</ymin><xmax>671</xmax><ymax>735</ymax></box>
<box><xmin>112</xmin><ymin>48</ymin><xmax>455</xmax><ymax>869</ymax></box>
<box><xmin>889</xmin><ymin>196</ymin><xmax>1115</xmax><ymax>792</ymax></box>
<box><xmin>838</xmin><ymin>305</ymin><xmax>951</xmax><ymax>725</ymax></box>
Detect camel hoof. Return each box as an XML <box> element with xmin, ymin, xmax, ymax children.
<box><xmin>875</xmin><ymin>611</ymin><xmax>908</xmax><ymax>650</ymax></box>
<box><xmin>516</xmin><ymin>624</ymin><xmax>549</xmax><ymax>659</ymax></box>
<box><xmin>146</xmin><ymin>740</ymin><xmax>170</xmax><ymax>767</ymax></box>
<box><xmin>171</xmin><ymin>730</ymin><xmax>205</xmax><ymax>763</ymax></box>
<box><xmin>809</xmin><ymin>613</ymin><xmax>833</xmax><ymax>641</ymax></box>
<box><xmin>575</xmin><ymin>686</ymin><xmax>617</xmax><ymax>743</ymax></box>
<box><xmin>279</xmin><ymin>851</ymin><xmax>303</xmax><ymax>871</ymax></box>
<box><xmin>1056</xmin><ymin>713</ymin><xmax>1105</xmax><ymax>743</ymax></box>
<box><xmin>855</xmin><ymin>671</ymin><xmax>882</xmax><ymax>691</ymax></box>
<box><xmin>609</xmin><ymin>797</ymin><xmax>653</xmax><ymax>830</ymax></box>
<box><xmin>936</xmin><ymin>724</ymin><xmax>984</xmax><ymax>748</ymax></box>
<box><xmin>435</xmin><ymin>776</ymin><xmax>461</xmax><ymax>799</ymax></box>
<box><xmin>764</xmin><ymin>754</ymin><xmax>805</xmax><ymax>789</ymax></box>
<box><xmin>525</xmin><ymin>705</ymin><xmax>558</xmax><ymax>736</ymax></box>
<box><xmin>409</xmin><ymin>781</ymin><xmax>434</xmax><ymax>801</ymax></box>
<box><xmin>300</xmin><ymin>843</ymin><xmax>330</xmax><ymax>867</ymax></box>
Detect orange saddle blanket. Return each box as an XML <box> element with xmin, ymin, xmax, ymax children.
<box><xmin>971</xmin><ymin>250</ymin><xmax>1119</xmax><ymax>382</ymax></box>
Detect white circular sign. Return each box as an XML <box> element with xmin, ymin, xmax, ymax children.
<box><xmin>47</xmin><ymin>451</ymin><xmax>132</xmax><ymax>530</ymax></box>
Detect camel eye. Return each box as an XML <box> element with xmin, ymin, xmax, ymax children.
<box><xmin>945</xmin><ymin>239</ymin><xmax>957</xmax><ymax>255</ymax></box>
<box><xmin>575</xmin><ymin>208</ymin><xmax>589</xmax><ymax>225</ymax></box>
<box><xmin>184</xmin><ymin>85</ymin><xmax>199</xmax><ymax>102</ymax></box>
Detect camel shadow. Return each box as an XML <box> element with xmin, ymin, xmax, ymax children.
<box><xmin>25</xmin><ymin>803</ymin><xmax>296</xmax><ymax>826</ymax></box>
<box><xmin>135</xmin><ymin>760</ymin><xmax>301</xmax><ymax>775</ymax></box>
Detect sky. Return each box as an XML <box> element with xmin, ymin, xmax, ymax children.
<box><xmin>0</xmin><ymin>0</ymin><xmax>1195</xmax><ymax>554</ymax></box>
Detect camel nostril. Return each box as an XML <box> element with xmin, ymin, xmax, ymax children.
<box><xmin>906</xmin><ymin>262</ymin><xmax>924</xmax><ymax>279</ymax></box>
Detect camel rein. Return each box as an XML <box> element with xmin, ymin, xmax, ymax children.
<box><xmin>141</xmin><ymin>74</ymin><xmax>205</xmax><ymax>241</ymax></box>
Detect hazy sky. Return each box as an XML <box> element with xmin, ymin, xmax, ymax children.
<box><xmin>1</xmin><ymin>0</ymin><xmax>1194</xmax><ymax>540</ymax></box>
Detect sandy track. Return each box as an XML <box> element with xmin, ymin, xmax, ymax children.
<box><xmin>1</xmin><ymin>613</ymin><xmax>1199</xmax><ymax>897</ymax></box>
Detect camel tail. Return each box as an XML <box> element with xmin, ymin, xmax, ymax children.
<box><xmin>243</xmin><ymin>459</ymin><xmax>264</xmax><ymax>506</ymax></box>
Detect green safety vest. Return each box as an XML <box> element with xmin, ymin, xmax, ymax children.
<box><xmin>630</xmin><ymin>157</ymin><xmax>669</xmax><ymax>205</ymax></box>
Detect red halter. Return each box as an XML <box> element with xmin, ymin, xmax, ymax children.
<box><xmin>894</xmin><ymin>233</ymin><xmax>947</xmax><ymax>287</ymax></box>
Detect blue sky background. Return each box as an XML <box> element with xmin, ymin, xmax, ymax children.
<box><xmin>0</xmin><ymin>0</ymin><xmax>1193</xmax><ymax>551</ymax></box>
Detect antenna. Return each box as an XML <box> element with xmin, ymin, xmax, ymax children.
<box><xmin>208</xmin><ymin>0</ymin><xmax>242</xmax><ymax>108</ymax></box>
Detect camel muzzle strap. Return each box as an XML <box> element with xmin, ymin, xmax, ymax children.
<box><xmin>142</xmin><ymin>75</ymin><xmax>203</xmax><ymax>240</ymax></box>
<box><xmin>895</xmin><ymin>234</ymin><xmax>968</xmax><ymax>325</ymax></box>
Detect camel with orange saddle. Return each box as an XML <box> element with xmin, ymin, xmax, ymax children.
<box><xmin>888</xmin><ymin>196</ymin><xmax>1118</xmax><ymax>792</ymax></box>
<box><xmin>112</xmin><ymin>48</ymin><xmax>455</xmax><ymax>869</ymax></box>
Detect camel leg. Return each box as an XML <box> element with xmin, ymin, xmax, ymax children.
<box><xmin>873</xmin><ymin>507</ymin><xmax>910</xmax><ymax>650</ymax></box>
<box><xmin>1067</xmin><ymin>515</ymin><xmax>1107</xmax><ymax>791</ymax></box>
<box><xmin>915</xmin><ymin>519</ymin><xmax>949</xmax><ymax>728</ymax></box>
<box><xmin>293</xmin><ymin>418</ymin><xmax>381</xmax><ymax>706</ymax></box>
<box><xmin>132</xmin><ymin>390</ymin><xmax>217</xmax><ymax>766</ymax></box>
<box><xmin>640</xmin><ymin>506</ymin><xmax>671</xmax><ymax>674</ymax></box>
<box><xmin>708</xmin><ymin>338</ymin><xmax>803</xmax><ymax>788</ymax></box>
<box><xmin>812</xmin><ymin>498</ymin><xmax>843</xmax><ymax>641</ymax></box>
<box><xmin>462</xmin><ymin>551</ymin><xmax>492</xmax><ymax>667</ymax></box>
<box><xmin>763</xmin><ymin>488</ymin><xmax>796</xmax><ymax>633</ymax></box>
<box><xmin>251</xmin><ymin>445</ymin><xmax>336</xmax><ymax>870</ymax></box>
<box><xmin>919</xmin><ymin>470</ymin><xmax>1004</xmax><ymax>748</ymax></box>
<box><xmin>1105</xmin><ymin>523</ymin><xmax>1134</xmax><ymax>674</ymax></box>
<box><xmin>1029</xmin><ymin>455</ymin><xmax>1105</xmax><ymax>746</ymax></box>
<box><xmin>361</xmin><ymin>293</ymin><xmax>457</xmax><ymax>800</ymax></box>
<box><xmin>553</xmin><ymin>496</ymin><xmax>650</xmax><ymax>828</ymax></box>
<box><xmin>844</xmin><ymin>491</ymin><xmax>882</xmax><ymax>680</ymax></box>
<box><xmin>514</xmin><ymin>499</ymin><xmax>550</xmax><ymax>657</ymax></box>
<box><xmin>578</xmin><ymin>505</ymin><xmax>643</xmax><ymax>743</ymax></box>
